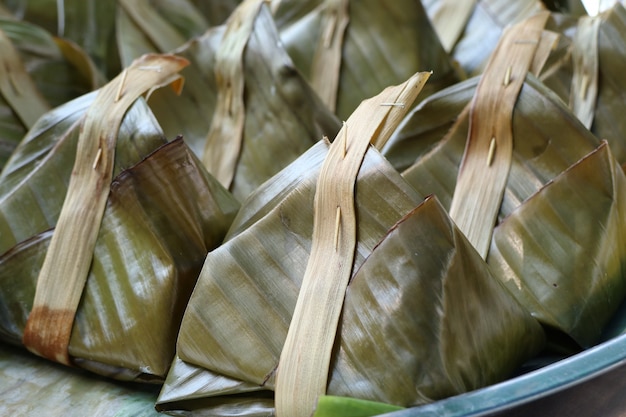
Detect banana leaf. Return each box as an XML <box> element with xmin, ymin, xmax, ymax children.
<box><xmin>188</xmin><ymin>0</ymin><xmax>242</xmax><ymax>25</ymax></box>
<box><xmin>488</xmin><ymin>141</ymin><xmax>626</xmax><ymax>348</ymax></box>
<box><xmin>0</xmin><ymin>16</ymin><xmax>102</xmax><ymax>170</ymax></box>
<box><xmin>0</xmin><ymin>18</ymin><xmax>103</xmax><ymax>104</ymax></box>
<box><xmin>2</xmin><ymin>0</ymin><xmax>241</xmax><ymax>79</ymax></box>
<box><xmin>0</xmin><ymin>93</ymin><xmax>165</xmax><ymax>256</ymax></box>
<box><xmin>142</xmin><ymin>28</ymin><xmax>222</xmax><ymax>160</ymax></box>
<box><xmin>147</xmin><ymin>3</ymin><xmax>341</xmax><ymax>201</ymax></box>
<box><xmin>272</xmin><ymin>0</ymin><xmax>459</xmax><ymax>119</ymax></box>
<box><xmin>383</xmin><ymin>22</ymin><xmax>626</xmax><ymax>350</ymax></box>
<box><xmin>422</xmin><ymin>0</ymin><xmax>546</xmax><ymax>76</ymax></box>
<box><xmin>542</xmin><ymin>3</ymin><xmax>626</xmax><ymax>164</ymax></box>
<box><xmin>157</xmin><ymin>107</ymin><xmax>544</xmax><ymax>416</ymax></box>
<box><xmin>0</xmin><ymin>57</ymin><xmax>241</xmax><ymax>380</ymax></box>
<box><xmin>312</xmin><ymin>396</ymin><xmax>404</xmax><ymax>417</ymax></box>
<box><xmin>1</xmin><ymin>0</ymin><xmax>121</xmax><ymax>78</ymax></box>
<box><xmin>384</xmin><ymin>74</ymin><xmax>600</xmax><ymax>223</ymax></box>
<box><xmin>0</xmin><ymin>342</ymin><xmax>160</xmax><ymax>417</ymax></box>
<box><xmin>0</xmin><ymin>136</ymin><xmax>240</xmax><ymax>381</ymax></box>
<box><xmin>116</xmin><ymin>0</ymin><xmax>212</xmax><ymax>68</ymax></box>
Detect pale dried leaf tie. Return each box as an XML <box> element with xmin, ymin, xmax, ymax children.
<box><xmin>570</xmin><ymin>14</ymin><xmax>600</xmax><ymax>129</ymax></box>
<box><xmin>449</xmin><ymin>12</ymin><xmax>551</xmax><ymax>259</ymax></box>
<box><xmin>310</xmin><ymin>0</ymin><xmax>350</xmax><ymax>112</ymax></box>
<box><xmin>275</xmin><ymin>71</ymin><xmax>430</xmax><ymax>417</ymax></box>
<box><xmin>201</xmin><ymin>0</ymin><xmax>266</xmax><ymax>188</ymax></box>
<box><xmin>22</xmin><ymin>53</ymin><xmax>189</xmax><ymax>366</ymax></box>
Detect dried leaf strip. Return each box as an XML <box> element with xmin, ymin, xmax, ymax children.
<box><xmin>22</xmin><ymin>54</ymin><xmax>189</xmax><ymax>366</ymax></box>
<box><xmin>448</xmin><ymin>12</ymin><xmax>550</xmax><ymax>259</ymax></box>
<box><xmin>570</xmin><ymin>14</ymin><xmax>600</xmax><ymax>129</ymax></box>
<box><xmin>201</xmin><ymin>0</ymin><xmax>265</xmax><ymax>189</ymax></box>
<box><xmin>310</xmin><ymin>0</ymin><xmax>350</xmax><ymax>112</ymax></box>
<box><xmin>275</xmin><ymin>72</ymin><xmax>430</xmax><ymax>417</ymax></box>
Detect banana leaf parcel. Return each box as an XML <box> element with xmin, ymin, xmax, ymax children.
<box><xmin>155</xmin><ymin>74</ymin><xmax>545</xmax><ymax>416</ymax></box>
<box><xmin>0</xmin><ymin>54</ymin><xmax>240</xmax><ymax>382</ymax></box>
<box><xmin>384</xmin><ymin>12</ymin><xmax>626</xmax><ymax>351</ymax></box>
<box><xmin>145</xmin><ymin>1</ymin><xmax>341</xmax><ymax>202</ymax></box>
<box><xmin>385</xmin><ymin>74</ymin><xmax>600</xmax><ymax>223</ymax></box>
<box><xmin>272</xmin><ymin>0</ymin><xmax>459</xmax><ymax>119</ymax></box>
<box><xmin>488</xmin><ymin>140</ymin><xmax>626</xmax><ymax>349</ymax></box>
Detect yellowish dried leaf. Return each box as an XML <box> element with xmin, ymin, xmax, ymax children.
<box><xmin>22</xmin><ymin>53</ymin><xmax>189</xmax><ymax>366</ymax></box>
<box><xmin>275</xmin><ymin>71</ymin><xmax>430</xmax><ymax>417</ymax></box>
<box><xmin>449</xmin><ymin>11</ymin><xmax>550</xmax><ymax>258</ymax></box>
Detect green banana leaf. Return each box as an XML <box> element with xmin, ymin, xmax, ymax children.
<box><xmin>384</xmin><ymin>74</ymin><xmax>600</xmax><ymax>222</ymax></box>
<box><xmin>116</xmin><ymin>0</ymin><xmax>212</xmax><ymax>68</ymax></box>
<box><xmin>312</xmin><ymin>396</ymin><xmax>404</xmax><ymax>417</ymax></box>
<box><xmin>0</xmin><ymin>16</ymin><xmax>102</xmax><ymax>170</ymax></box>
<box><xmin>0</xmin><ymin>136</ymin><xmax>240</xmax><ymax>381</ymax></box>
<box><xmin>147</xmin><ymin>4</ymin><xmax>341</xmax><ymax>201</ymax></box>
<box><xmin>2</xmin><ymin>0</ymin><xmax>241</xmax><ymax>78</ymax></box>
<box><xmin>488</xmin><ymin>141</ymin><xmax>626</xmax><ymax>348</ymax></box>
<box><xmin>0</xmin><ymin>18</ymin><xmax>103</xmax><ymax>105</ymax></box>
<box><xmin>156</xmin><ymin>137</ymin><xmax>544</xmax><ymax>414</ymax></box>
<box><xmin>0</xmin><ymin>342</ymin><xmax>160</xmax><ymax>417</ymax></box>
<box><xmin>187</xmin><ymin>0</ymin><xmax>242</xmax><ymax>25</ymax></box>
<box><xmin>326</xmin><ymin>196</ymin><xmax>543</xmax><ymax>403</ymax></box>
<box><xmin>542</xmin><ymin>3</ymin><xmax>626</xmax><ymax>164</ymax></box>
<box><xmin>0</xmin><ymin>93</ymin><xmax>165</xmax><ymax>256</ymax></box>
<box><xmin>384</xmin><ymin>60</ymin><xmax>626</xmax><ymax>349</ymax></box>
<box><xmin>1</xmin><ymin>0</ymin><xmax>120</xmax><ymax>78</ymax></box>
<box><xmin>142</xmin><ymin>27</ymin><xmax>222</xmax><ymax>160</ymax></box>
<box><xmin>272</xmin><ymin>0</ymin><xmax>459</xmax><ymax>119</ymax></box>
<box><xmin>0</xmin><ymin>4</ymin><xmax>12</xmax><ymax>16</ymax></box>
<box><xmin>422</xmin><ymin>0</ymin><xmax>546</xmax><ymax>76</ymax></box>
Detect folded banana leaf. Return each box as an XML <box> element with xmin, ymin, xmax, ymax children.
<box><xmin>384</xmin><ymin>13</ymin><xmax>626</xmax><ymax>350</ymax></box>
<box><xmin>541</xmin><ymin>3</ymin><xmax>626</xmax><ymax>164</ymax></box>
<box><xmin>0</xmin><ymin>135</ymin><xmax>239</xmax><ymax>381</ymax></box>
<box><xmin>0</xmin><ymin>55</ymin><xmax>240</xmax><ymax>381</ymax></box>
<box><xmin>156</xmin><ymin>78</ymin><xmax>545</xmax><ymax>416</ymax></box>
<box><xmin>186</xmin><ymin>0</ymin><xmax>243</xmax><ymax>26</ymax></box>
<box><xmin>488</xmin><ymin>141</ymin><xmax>626</xmax><ymax>349</ymax></box>
<box><xmin>385</xmin><ymin>73</ymin><xmax>600</xmax><ymax>221</ymax></box>
<box><xmin>272</xmin><ymin>0</ymin><xmax>459</xmax><ymax>118</ymax></box>
<box><xmin>0</xmin><ymin>16</ymin><xmax>102</xmax><ymax>170</ymax></box>
<box><xmin>0</xmin><ymin>92</ymin><xmax>164</xmax><ymax>256</ymax></box>
<box><xmin>422</xmin><ymin>0</ymin><xmax>546</xmax><ymax>75</ymax></box>
<box><xmin>147</xmin><ymin>2</ymin><xmax>340</xmax><ymax>201</ymax></box>
<box><xmin>70</xmin><ymin>0</ymin><xmax>336</xmax><ymax>201</ymax></box>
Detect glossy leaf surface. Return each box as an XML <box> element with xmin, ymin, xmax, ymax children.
<box><xmin>0</xmin><ymin>138</ymin><xmax>239</xmax><ymax>380</ymax></box>
<box><xmin>273</xmin><ymin>0</ymin><xmax>458</xmax><ymax>119</ymax></box>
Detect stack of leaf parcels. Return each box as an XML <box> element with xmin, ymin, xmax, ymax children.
<box><xmin>0</xmin><ymin>1</ymin><xmax>626</xmax><ymax>416</ymax></box>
